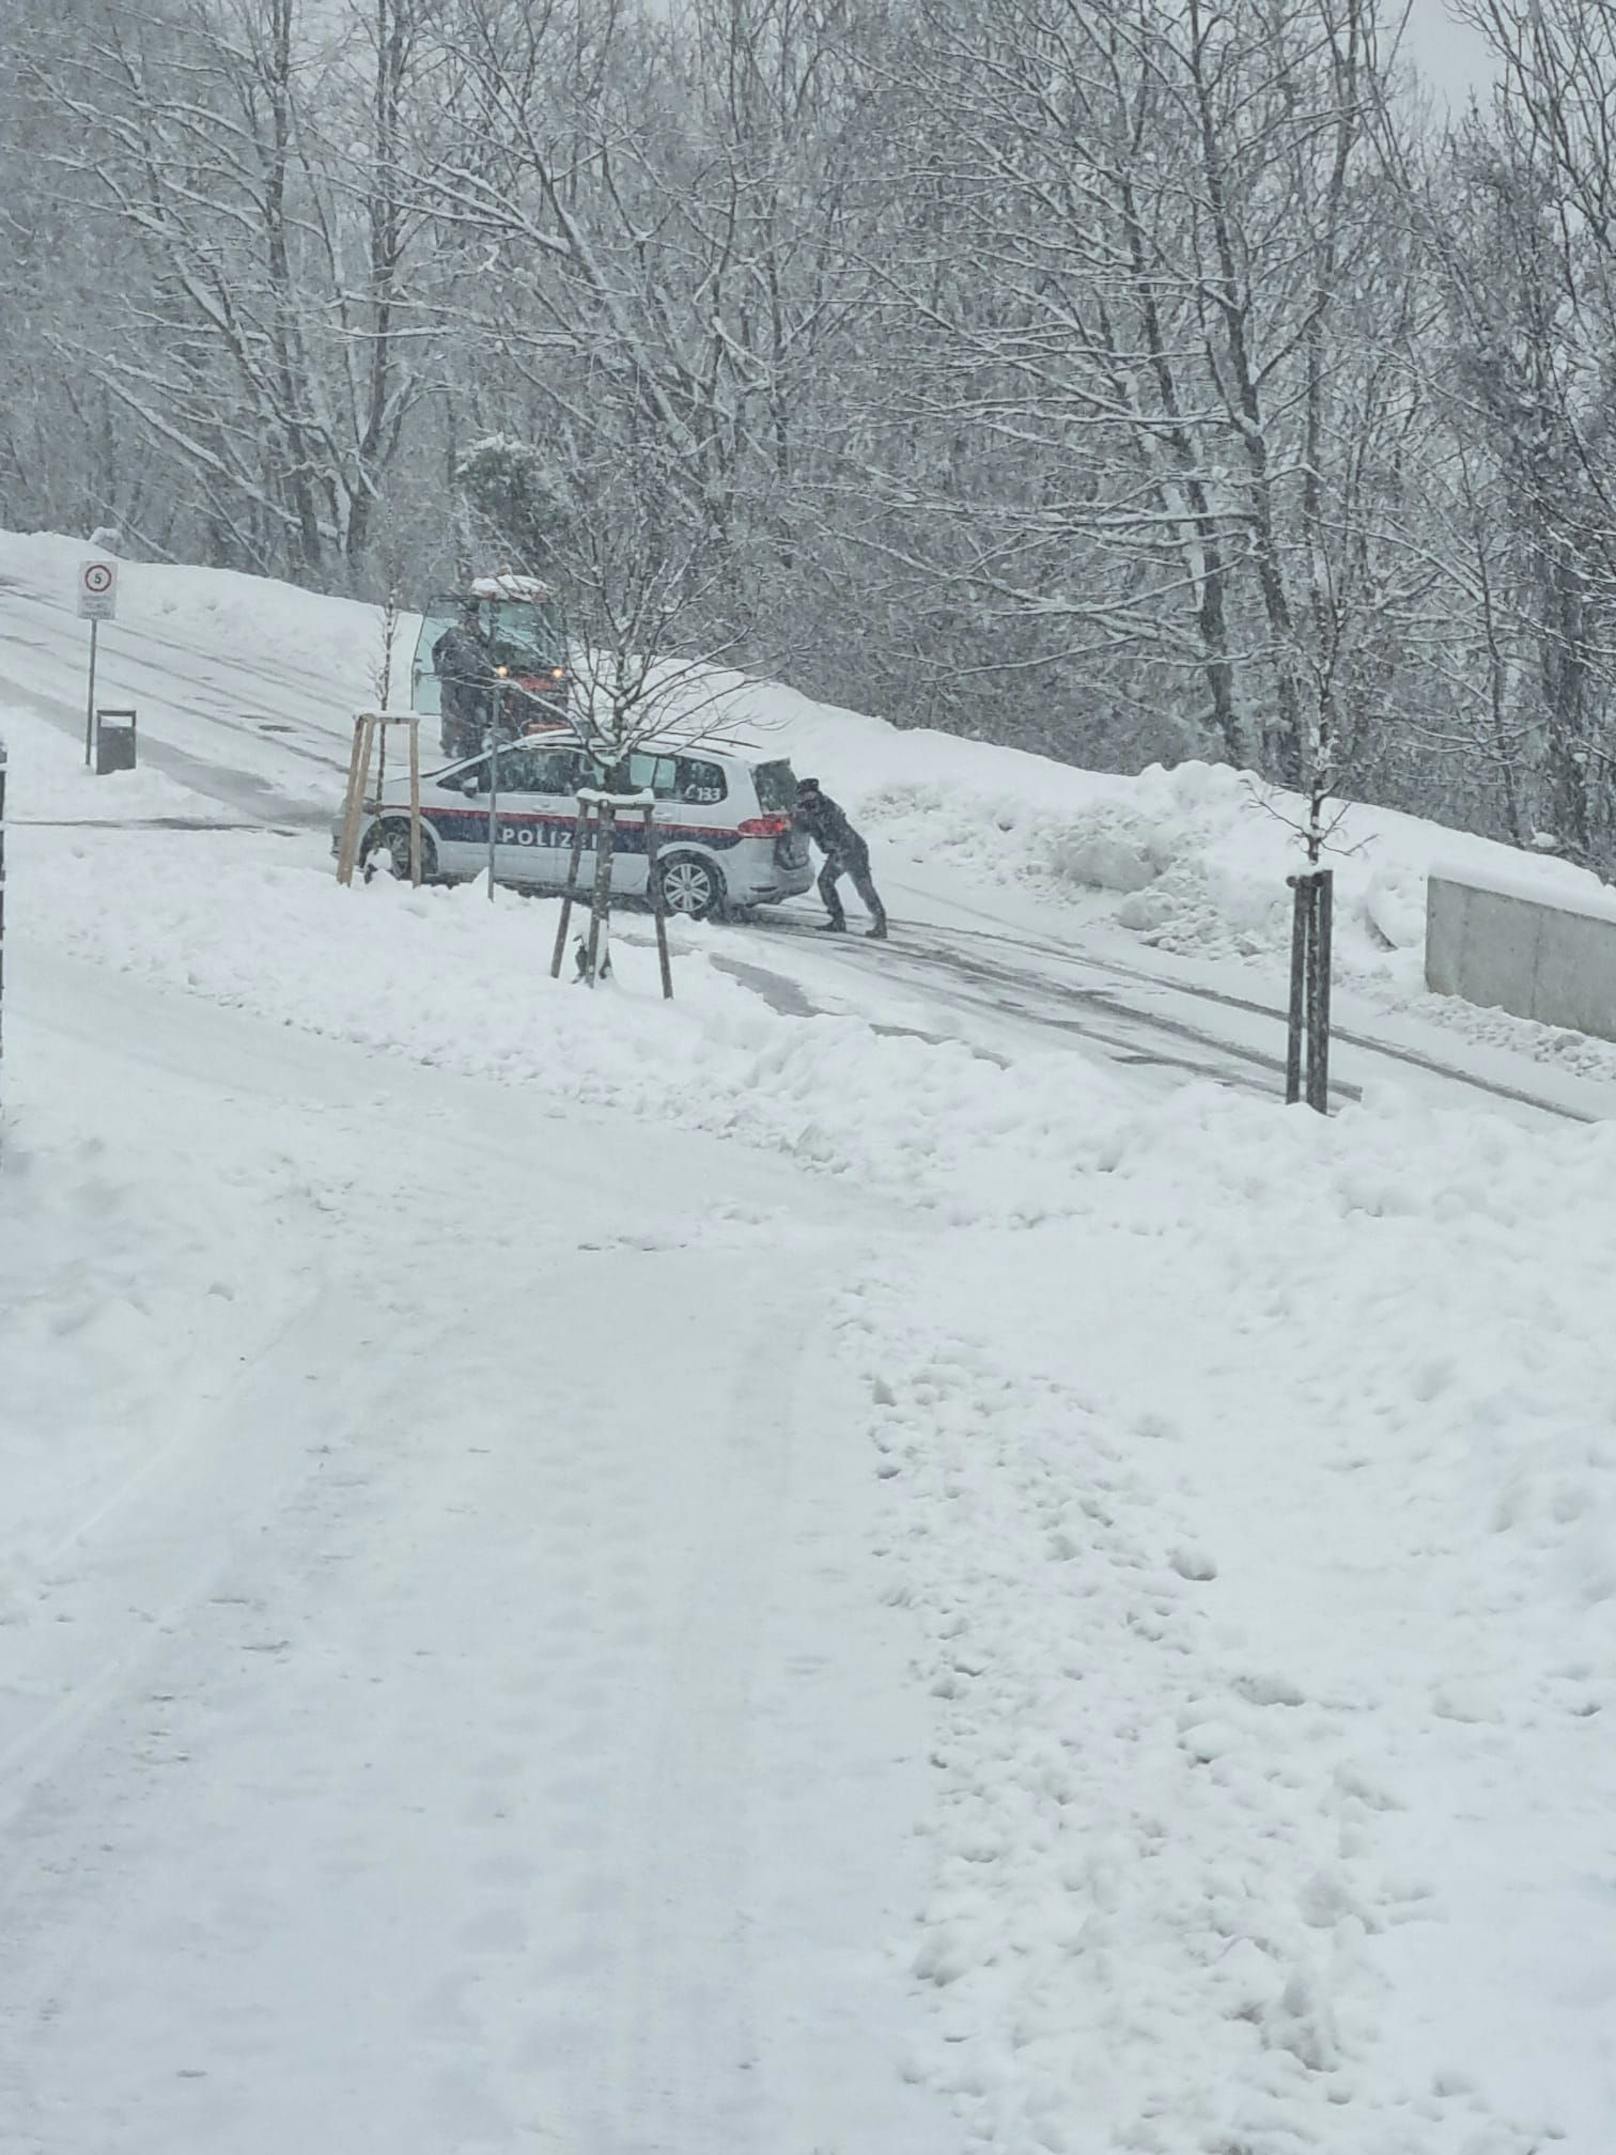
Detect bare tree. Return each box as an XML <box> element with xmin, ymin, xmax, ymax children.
<box><xmin>27</xmin><ymin>0</ymin><xmax>438</xmax><ymax>580</ymax></box>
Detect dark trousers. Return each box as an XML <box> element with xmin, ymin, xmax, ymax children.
<box><xmin>819</xmin><ymin>845</ymin><xmax>885</xmax><ymax>925</ymax></box>
<box><xmin>440</xmin><ymin>681</ymin><xmax>490</xmax><ymax>757</ymax></box>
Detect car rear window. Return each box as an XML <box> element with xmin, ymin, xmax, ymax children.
<box><xmin>752</xmin><ymin>760</ymin><xmax>797</xmax><ymax>811</ymax></box>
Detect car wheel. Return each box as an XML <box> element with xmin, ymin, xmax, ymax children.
<box><xmin>656</xmin><ymin>852</ymin><xmax>725</xmax><ymax>920</ymax></box>
<box><xmin>364</xmin><ymin>819</ymin><xmax>438</xmax><ymax>882</ymax></box>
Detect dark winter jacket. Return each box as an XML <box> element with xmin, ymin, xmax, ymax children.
<box><xmin>794</xmin><ymin>789</ymin><xmax>866</xmax><ymax>863</ymax></box>
<box><xmin>432</xmin><ymin>622</ymin><xmax>496</xmax><ymax>689</ymax></box>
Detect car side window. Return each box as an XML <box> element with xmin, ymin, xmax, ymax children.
<box><xmin>626</xmin><ymin>752</ymin><xmax>679</xmax><ymax>798</ymax></box>
<box><xmin>490</xmin><ymin>746</ymin><xmax>545</xmax><ymax>792</ymax></box>
<box><xmin>618</xmin><ymin>753</ymin><xmax>728</xmax><ymax>803</ymax></box>
<box><xmin>676</xmin><ymin>757</ymin><xmax>726</xmax><ymax>805</ymax></box>
<box><xmin>526</xmin><ymin>748</ymin><xmax>584</xmax><ymax>794</ymax></box>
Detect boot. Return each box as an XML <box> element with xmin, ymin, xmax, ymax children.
<box><xmin>817</xmin><ymin>916</ymin><xmax>847</xmax><ymax>933</ymax></box>
<box><xmin>866</xmin><ymin>917</ymin><xmax>888</xmax><ymax>940</ymax></box>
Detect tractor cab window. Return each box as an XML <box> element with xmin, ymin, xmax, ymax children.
<box><xmin>413</xmin><ymin>605</ymin><xmax>461</xmax><ymax>718</ymax></box>
<box><xmin>486</xmin><ymin>598</ymin><xmax>565</xmax><ymax>673</ymax></box>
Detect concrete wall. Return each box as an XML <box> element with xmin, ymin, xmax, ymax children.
<box><xmin>1426</xmin><ymin>873</ymin><xmax>1616</xmax><ymax>1041</ymax></box>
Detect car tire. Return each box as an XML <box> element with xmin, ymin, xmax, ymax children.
<box><xmin>655</xmin><ymin>852</ymin><xmax>726</xmax><ymax>921</ymax></box>
<box><xmin>364</xmin><ymin>819</ymin><xmax>438</xmax><ymax>883</ymax></box>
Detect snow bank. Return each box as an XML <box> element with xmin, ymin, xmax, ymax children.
<box><xmin>16</xmin><ymin>814</ymin><xmax>1143</xmax><ymax>1222</ymax></box>
<box><xmin>844</xmin><ymin>1087</ymin><xmax>1616</xmax><ymax>2152</ymax></box>
<box><xmin>840</xmin><ymin>753</ymin><xmax>1606</xmax><ymax>982</ymax></box>
<box><xmin>591</xmin><ymin>658</ymin><xmax>1616</xmax><ymax>1074</ymax></box>
<box><xmin>2</xmin><ymin>730</ymin><xmax>237</xmax><ymax>825</ymax></box>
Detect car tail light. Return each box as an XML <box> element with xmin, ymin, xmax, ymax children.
<box><xmin>736</xmin><ymin>813</ymin><xmax>792</xmax><ymax>837</ymax></box>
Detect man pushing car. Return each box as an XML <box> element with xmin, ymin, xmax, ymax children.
<box><xmin>793</xmin><ymin>777</ymin><xmax>888</xmax><ymax>940</ymax></box>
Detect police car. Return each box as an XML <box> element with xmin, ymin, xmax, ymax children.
<box><xmin>348</xmin><ymin>730</ymin><xmax>813</xmax><ymax>919</ymax></box>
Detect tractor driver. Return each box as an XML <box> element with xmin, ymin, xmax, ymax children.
<box><xmin>432</xmin><ymin>601</ymin><xmax>498</xmax><ymax>760</ymax></box>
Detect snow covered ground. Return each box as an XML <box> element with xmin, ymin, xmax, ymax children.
<box><xmin>3</xmin><ymin>534</ymin><xmax>1616</xmax><ymax>2152</ymax></box>
<box><xmin>7</xmin><ymin>525</ymin><xmax>1616</xmax><ymax>1111</ymax></box>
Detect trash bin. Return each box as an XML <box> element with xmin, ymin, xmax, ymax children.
<box><xmin>95</xmin><ymin>708</ymin><xmax>137</xmax><ymax>774</ymax></box>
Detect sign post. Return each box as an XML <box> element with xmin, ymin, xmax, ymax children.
<box><xmin>78</xmin><ymin>559</ymin><xmax>119</xmax><ymax>768</ymax></box>
<box><xmin>485</xmin><ymin>678</ymin><xmax>507</xmax><ymax>899</ymax></box>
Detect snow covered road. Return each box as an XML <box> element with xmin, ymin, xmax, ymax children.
<box><xmin>7</xmin><ymin>531</ymin><xmax>1616</xmax><ymax>1122</ymax></box>
<box><xmin>0</xmin><ymin>958</ymin><xmax>950</xmax><ymax>2155</ymax></box>
<box><xmin>6</xmin><ymin>534</ymin><xmax>1616</xmax><ymax>2152</ymax></box>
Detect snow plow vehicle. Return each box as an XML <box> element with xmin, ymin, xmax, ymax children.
<box><xmin>411</xmin><ymin>574</ymin><xmax>570</xmax><ymax>759</ymax></box>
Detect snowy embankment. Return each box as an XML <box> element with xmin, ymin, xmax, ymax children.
<box><xmin>743</xmin><ymin>677</ymin><xmax>1616</xmax><ymax>1078</ymax></box>
<box><xmin>4</xmin><ymin>540</ymin><xmax>1616</xmax><ymax>2149</ymax></box>
<box><xmin>8</xmin><ymin>521</ymin><xmax>1616</xmax><ymax>1083</ymax></box>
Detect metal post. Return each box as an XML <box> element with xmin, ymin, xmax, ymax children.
<box><xmin>485</xmin><ymin>681</ymin><xmax>504</xmax><ymax>898</ymax></box>
<box><xmin>83</xmin><ymin>617</ymin><xmax>99</xmax><ymax>767</ymax></box>
<box><xmin>407</xmin><ymin>720</ymin><xmax>422</xmax><ymax>886</ymax></box>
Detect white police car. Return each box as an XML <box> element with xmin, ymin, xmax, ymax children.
<box><xmin>347</xmin><ymin>731</ymin><xmax>813</xmax><ymax>919</ymax></box>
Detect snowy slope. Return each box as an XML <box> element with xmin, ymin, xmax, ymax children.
<box><xmin>10</xmin><ymin>524</ymin><xmax>1616</xmax><ymax>1096</ymax></box>
<box><xmin>3</xmin><ymin>533</ymin><xmax>1616</xmax><ymax>2153</ymax></box>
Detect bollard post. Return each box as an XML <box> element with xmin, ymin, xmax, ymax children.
<box><xmin>1285</xmin><ymin>868</ymin><xmax>1334</xmax><ymax>1113</ymax></box>
<box><xmin>1285</xmin><ymin>873</ymin><xmax>1309</xmax><ymax>1107</ymax></box>
<box><xmin>1307</xmin><ymin>870</ymin><xmax>1334</xmax><ymax>1113</ymax></box>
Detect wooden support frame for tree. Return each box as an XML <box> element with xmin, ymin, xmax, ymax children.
<box><xmin>548</xmin><ymin>790</ymin><xmax>673</xmax><ymax>998</ymax></box>
<box><xmin>1285</xmin><ymin>867</ymin><xmax>1334</xmax><ymax>1112</ymax></box>
<box><xmin>336</xmin><ymin>712</ymin><xmax>422</xmax><ymax>887</ymax></box>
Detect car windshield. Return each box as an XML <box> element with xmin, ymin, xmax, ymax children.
<box><xmin>487</xmin><ymin>599</ymin><xmax>564</xmax><ymax>671</ymax></box>
<box><xmin>752</xmin><ymin>760</ymin><xmax>797</xmax><ymax>811</ymax></box>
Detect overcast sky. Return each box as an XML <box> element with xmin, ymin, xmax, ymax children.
<box><xmin>1397</xmin><ymin>0</ymin><xmax>1500</xmax><ymax>105</ymax></box>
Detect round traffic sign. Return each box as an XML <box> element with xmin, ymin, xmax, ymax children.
<box><xmin>82</xmin><ymin>562</ymin><xmax>114</xmax><ymax>596</ymax></box>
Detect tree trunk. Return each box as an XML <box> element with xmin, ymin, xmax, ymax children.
<box><xmin>583</xmin><ymin>801</ymin><xmax>617</xmax><ymax>985</ymax></box>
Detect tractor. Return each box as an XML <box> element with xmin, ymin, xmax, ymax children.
<box><xmin>409</xmin><ymin>573</ymin><xmax>570</xmax><ymax>760</ymax></box>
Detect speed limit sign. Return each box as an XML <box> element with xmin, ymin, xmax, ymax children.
<box><xmin>78</xmin><ymin>559</ymin><xmax>119</xmax><ymax>621</ymax></box>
